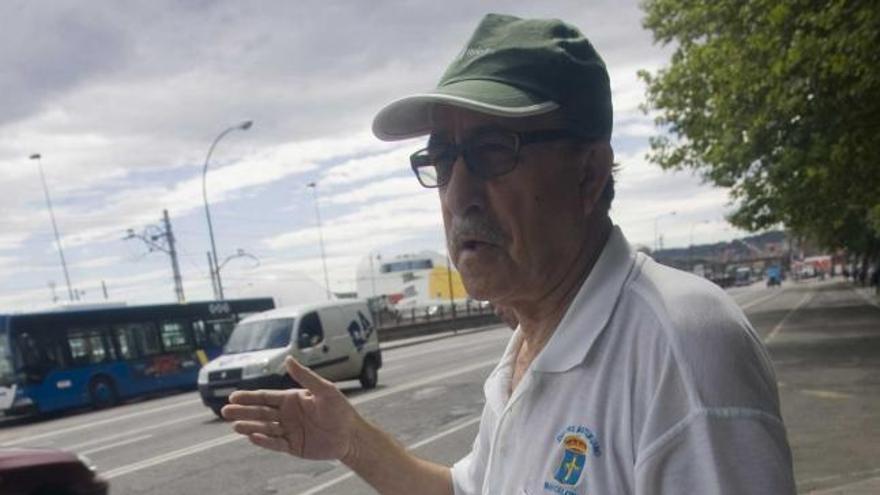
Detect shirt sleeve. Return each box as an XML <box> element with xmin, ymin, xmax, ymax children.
<box><xmin>634</xmin><ymin>408</ymin><xmax>796</xmax><ymax>495</ymax></box>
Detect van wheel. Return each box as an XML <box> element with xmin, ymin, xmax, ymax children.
<box><xmin>211</xmin><ymin>405</ymin><xmax>225</xmax><ymax>419</ymax></box>
<box><xmin>359</xmin><ymin>357</ymin><xmax>378</xmax><ymax>390</ymax></box>
<box><xmin>89</xmin><ymin>376</ymin><xmax>119</xmax><ymax>409</ymax></box>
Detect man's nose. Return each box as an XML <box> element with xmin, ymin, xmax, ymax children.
<box><xmin>441</xmin><ymin>154</ymin><xmax>487</xmax><ymax>217</ymax></box>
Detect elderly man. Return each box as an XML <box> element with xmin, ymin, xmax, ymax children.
<box><xmin>222</xmin><ymin>14</ymin><xmax>795</xmax><ymax>494</ymax></box>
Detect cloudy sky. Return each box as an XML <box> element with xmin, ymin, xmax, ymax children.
<box><xmin>0</xmin><ymin>0</ymin><xmax>754</xmax><ymax>312</ymax></box>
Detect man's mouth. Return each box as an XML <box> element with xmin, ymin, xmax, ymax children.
<box><xmin>460</xmin><ymin>239</ymin><xmax>492</xmax><ymax>252</ymax></box>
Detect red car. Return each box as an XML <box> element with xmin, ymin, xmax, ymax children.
<box><xmin>0</xmin><ymin>448</ymin><xmax>108</xmax><ymax>495</ymax></box>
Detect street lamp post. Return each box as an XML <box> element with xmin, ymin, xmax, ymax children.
<box><xmin>29</xmin><ymin>153</ymin><xmax>75</xmax><ymax>302</ymax></box>
<box><xmin>689</xmin><ymin>220</ymin><xmax>711</xmax><ymax>271</ymax></box>
<box><xmin>306</xmin><ymin>182</ymin><xmax>332</xmax><ymax>301</ymax></box>
<box><xmin>217</xmin><ymin>248</ymin><xmax>260</xmax><ymax>275</ymax></box>
<box><xmin>202</xmin><ymin>120</ymin><xmax>252</xmax><ymax>300</ymax></box>
<box><xmin>653</xmin><ymin>210</ymin><xmax>677</xmax><ymax>252</ymax></box>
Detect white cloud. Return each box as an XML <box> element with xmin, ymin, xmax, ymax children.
<box><xmin>0</xmin><ymin>0</ymin><xmax>750</xmax><ymax>311</ymax></box>
<box><xmin>320</xmin><ymin>145</ymin><xmax>417</xmax><ymax>188</ymax></box>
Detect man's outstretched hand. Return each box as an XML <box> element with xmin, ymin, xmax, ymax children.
<box><xmin>222</xmin><ymin>357</ymin><xmax>358</xmax><ymax>461</ymax></box>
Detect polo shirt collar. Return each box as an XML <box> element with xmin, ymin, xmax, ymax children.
<box><xmin>529</xmin><ymin>225</ymin><xmax>636</xmax><ymax>373</ymax></box>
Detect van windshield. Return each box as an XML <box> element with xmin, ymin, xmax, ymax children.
<box><xmin>224</xmin><ymin>318</ymin><xmax>295</xmax><ymax>354</ymax></box>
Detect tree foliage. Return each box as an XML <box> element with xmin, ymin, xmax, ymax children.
<box><xmin>639</xmin><ymin>0</ymin><xmax>880</xmax><ymax>257</ymax></box>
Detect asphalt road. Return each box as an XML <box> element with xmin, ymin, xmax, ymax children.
<box><xmin>1</xmin><ymin>279</ymin><xmax>877</xmax><ymax>494</ymax></box>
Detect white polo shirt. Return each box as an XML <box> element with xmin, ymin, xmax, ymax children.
<box><xmin>451</xmin><ymin>226</ymin><xmax>795</xmax><ymax>495</ymax></box>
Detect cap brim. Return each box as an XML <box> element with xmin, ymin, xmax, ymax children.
<box><xmin>372</xmin><ymin>79</ymin><xmax>559</xmax><ymax>141</ymax></box>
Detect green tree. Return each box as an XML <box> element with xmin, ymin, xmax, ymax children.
<box><xmin>638</xmin><ymin>0</ymin><xmax>880</xmax><ymax>263</ymax></box>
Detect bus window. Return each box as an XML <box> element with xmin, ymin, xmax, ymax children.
<box><xmin>67</xmin><ymin>328</ymin><xmax>111</xmax><ymax>365</ymax></box>
<box><xmin>207</xmin><ymin>319</ymin><xmax>235</xmax><ymax>347</ymax></box>
<box><xmin>160</xmin><ymin>321</ymin><xmax>192</xmax><ymax>352</ymax></box>
<box><xmin>14</xmin><ymin>332</ymin><xmax>42</xmax><ymax>368</ymax></box>
<box><xmin>137</xmin><ymin>323</ymin><xmax>162</xmax><ymax>357</ymax></box>
<box><xmin>192</xmin><ymin>320</ymin><xmax>207</xmax><ymax>347</ymax></box>
<box><xmin>43</xmin><ymin>333</ymin><xmax>68</xmax><ymax>368</ymax></box>
<box><xmin>112</xmin><ymin>323</ymin><xmax>143</xmax><ymax>360</ymax></box>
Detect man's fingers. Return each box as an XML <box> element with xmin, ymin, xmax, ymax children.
<box><xmin>221</xmin><ymin>404</ymin><xmax>281</xmax><ymax>422</ymax></box>
<box><xmin>247</xmin><ymin>433</ymin><xmax>290</xmax><ymax>454</ymax></box>
<box><xmin>232</xmin><ymin>420</ymin><xmax>285</xmax><ymax>437</ymax></box>
<box><xmin>285</xmin><ymin>357</ymin><xmax>334</xmax><ymax>393</ymax></box>
<box><xmin>228</xmin><ymin>389</ymin><xmax>287</xmax><ymax>407</ymax></box>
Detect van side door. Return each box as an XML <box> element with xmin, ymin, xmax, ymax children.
<box><xmin>295</xmin><ymin>311</ymin><xmax>348</xmax><ymax>381</ymax></box>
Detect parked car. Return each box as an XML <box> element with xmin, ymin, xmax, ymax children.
<box><xmin>0</xmin><ymin>448</ymin><xmax>108</xmax><ymax>495</ymax></box>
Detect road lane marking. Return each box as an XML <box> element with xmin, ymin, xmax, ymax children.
<box><xmin>297</xmin><ymin>415</ymin><xmax>482</xmax><ymax>495</ymax></box>
<box><xmin>764</xmin><ymin>291</ymin><xmax>813</xmax><ymax>344</ymax></box>
<box><xmin>63</xmin><ymin>411</ymin><xmax>210</xmax><ymax>450</ymax></box>
<box><xmin>740</xmin><ymin>288</ymin><xmax>786</xmax><ymax>310</ymax></box>
<box><xmin>800</xmin><ymin>389</ymin><xmax>853</xmax><ymax>400</ymax></box>
<box><xmin>103</xmin><ymin>434</ymin><xmax>240</xmax><ymax>479</ymax></box>
<box><xmin>80</xmin><ymin>434</ymin><xmax>153</xmax><ymax>455</ymax></box>
<box><xmin>101</xmin><ymin>359</ymin><xmax>498</xmax><ymax>479</ymax></box>
<box><xmin>1</xmin><ymin>397</ymin><xmax>201</xmax><ymax>447</ymax></box>
<box><xmin>798</xmin><ymin>466</ymin><xmax>880</xmax><ymax>492</ymax></box>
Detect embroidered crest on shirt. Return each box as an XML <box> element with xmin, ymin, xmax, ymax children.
<box><xmin>543</xmin><ymin>425</ymin><xmax>601</xmax><ymax>494</ymax></box>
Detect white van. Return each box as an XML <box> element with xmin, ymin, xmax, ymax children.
<box><xmin>198</xmin><ymin>300</ymin><xmax>381</xmax><ymax>417</ymax></box>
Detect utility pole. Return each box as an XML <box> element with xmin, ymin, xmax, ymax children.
<box><xmin>162</xmin><ymin>210</ymin><xmax>185</xmax><ymax>303</ymax></box>
<box><xmin>125</xmin><ymin>209</ymin><xmax>186</xmax><ymax>303</ymax></box>
<box><xmin>48</xmin><ymin>281</ymin><xmax>59</xmax><ymax>304</ymax></box>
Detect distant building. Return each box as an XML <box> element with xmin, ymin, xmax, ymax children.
<box><xmin>355</xmin><ymin>251</ymin><xmax>469</xmax><ymax>308</ymax></box>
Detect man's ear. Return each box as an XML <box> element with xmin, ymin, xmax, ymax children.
<box><xmin>578</xmin><ymin>141</ymin><xmax>613</xmax><ymax>216</ymax></box>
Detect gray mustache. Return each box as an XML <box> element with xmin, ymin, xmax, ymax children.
<box><xmin>449</xmin><ymin>215</ymin><xmax>507</xmax><ymax>247</ymax></box>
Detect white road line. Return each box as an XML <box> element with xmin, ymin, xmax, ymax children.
<box><xmin>63</xmin><ymin>411</ymin><xmax>210</xmax><ymax>451</ymax></box>
<box><xmin>764</xmin><ymin>291</ymin><xmax>813</xmax><ymax>344</ymax></box>
<box><xmin>104</xmin><ymin>434</ymin><xmax>240</xmax><ymax>479</ymax></box>
<box><xmin>102</xmin><ymin>359</ymin><xmax>498</xmax><ymax>479</ymax></box>
<box><xmin>1</xmin><ymin>397</ymin><xmax>201</xmax><ymax>447</ymax></box>
<box><xmin>408</xmin><ymin>415</ymin><xmax>481</xmax><ymax>449</ymax></box>
<box><xmin>349</xmin><ymin>359</ymin><xmax>497</xmax><ymax>406</ymax></box>
<box><xmin>740</xmin><ymin>288</ymin><xmax>786</xmax><ymax>310</ymax></box>
<box><xmin>297</xmin><ymin>416</ymin><xmax>482</xmax><ymax>495</ymax></box>
<box><xmin>80</xmin><ymin>434</ymin><xmax>153</xmax><ymax>456</ymax></box>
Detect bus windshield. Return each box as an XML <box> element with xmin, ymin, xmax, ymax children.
<box><xmin>0</xmin><ymin>330</ymin><xmax>14</xmax><ymax>388</ymax></box>
<box><xmin>224</xmin><ymin>318</ymin><xmax>295</xmax><ymax>354</ymax></box>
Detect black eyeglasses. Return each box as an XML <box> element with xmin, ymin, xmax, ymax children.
<box><xmin>409</xmin><ymin>128</ymin><xmax>587</xmax><ymax>188</ymax></box>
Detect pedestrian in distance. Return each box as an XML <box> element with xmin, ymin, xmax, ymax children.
<box><xmin>222</xmin><ymin>13</ymin><xmax>796</xmax><ymax>494</ymax></box>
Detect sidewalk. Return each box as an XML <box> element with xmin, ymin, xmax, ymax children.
<box><xmin>852</xmin><ymin>284</ymin><xmax>880</xmax><ymax>308</ymax></box>
<box><xmin>379</xmin><ymin>322</ymin><xmax>506</xmax><ymax>352</ymax></box>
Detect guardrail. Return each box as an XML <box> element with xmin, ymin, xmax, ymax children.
<box><xmin>373</xmin><ymin>301</ymin><xmax>502</xmax><ymax>342</ymax></box>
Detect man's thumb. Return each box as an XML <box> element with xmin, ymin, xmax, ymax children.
<box><xmin>285</xmin><ymin>356</ymin><xmax>331</xmax><ymax>392</ymax></box>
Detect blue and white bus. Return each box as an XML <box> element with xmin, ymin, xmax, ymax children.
<box><xmin>0</xmin><ymin>298</ymin><xmax>274</xmax><ymax>416</ymax></box>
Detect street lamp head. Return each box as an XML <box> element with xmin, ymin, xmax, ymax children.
<box><xmin>29</xmin><ymin>153</ymin><xmax>41</xmax><ymax>160</ymax></box>
<box><xmin>239</xmin><ymin>120</ymin><xmax>253</xmax><ymax>131</ymax></box>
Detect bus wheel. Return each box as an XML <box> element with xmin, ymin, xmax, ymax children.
<box><xmin>359</xmin><ymin>357</ymin><xmax>378</xmax><ymax>390</ymax></box>
<box><xmin>89</xmin><ymin>376</ymin><xmax>119</xmax><ymax>409</ymax></box>
<box><xmin>211</xmin><ymin>405</ymin><xmax>225</xmax><ymax>419</ymax></box>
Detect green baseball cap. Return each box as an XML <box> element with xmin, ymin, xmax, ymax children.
<box><xmin>372</xmin><ymin>13</ymin><xmax>613</xmax><ymax>141</ymax></box>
